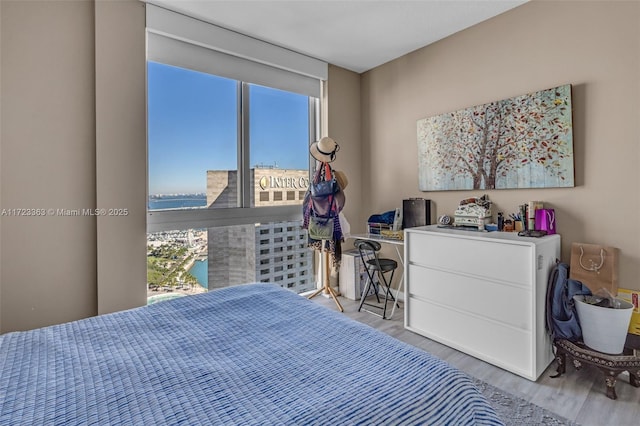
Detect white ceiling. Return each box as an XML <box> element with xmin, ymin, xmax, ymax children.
<box><xmin>148</xmin><ymin>0</ymin><xmax>528</xmax><ymax>74</ymax></box>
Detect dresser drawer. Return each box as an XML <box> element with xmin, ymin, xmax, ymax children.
<box><xmin>406</xmin><ymin>232</ymin><xmax>532</xmax><ymax>286</ymax></box>
<box><xmin>407</xmin><ymin>264</ymin><xmax>532</xmax><ymax>331</ymax></box>
<box><xmin>406</xmin><ymin>297</ymin><xmax>533</xmax><ymax>379</ymax></box>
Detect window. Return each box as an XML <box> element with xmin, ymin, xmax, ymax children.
<box><xmin>145</xmin><ymin>4</ymin><xmax>326</xmax><ymax>298</ymax></box>
<box><xmin>147</xmin><ymin>61</ymin><xmax>317</xmax><ymax>222</ymax></box>
<box><xmin>148</xmin><ymin>63</ymin><xmax>238</xmax><ymax>210</ymax></box>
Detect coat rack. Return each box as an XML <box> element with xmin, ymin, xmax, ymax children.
<box><xmin>305</xmin><ymin>137</ymin><xmax>344</xmax><ymax>312</ymax></box>
<box><xmin>308</xmin><ymin>240</ymin><xmax>343</xmax><ymax>312</ymax></box>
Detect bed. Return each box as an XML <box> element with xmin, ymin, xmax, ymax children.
<box><xmin>0</xmin><ymin>283</ymin><xmax>504</xmax><ymax>425</ymax></box>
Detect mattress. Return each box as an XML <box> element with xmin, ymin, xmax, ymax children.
<box><xmin>0</xmin><ymin>283</ymin><xmax>503</xmax><ymax>425</ymax></box>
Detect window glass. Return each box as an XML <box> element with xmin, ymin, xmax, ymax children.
<box><xmin>147</xmin><ymin>62</ymin><xmax>238</xmax><ymax>210</ymax></box>
<box><xmin>147</xmin><ymin>63</ymin><xmax>318</xmax><ymax>296</ymax></box>
<box><xmin>249</xmin><ymin>84</ymin><xmax>310</xmax><ymax>207</ymax></box>
<box><xmin>147</xmin><ymin>221</ymin><xmax>315</xmax><ymax>303</ymax></box>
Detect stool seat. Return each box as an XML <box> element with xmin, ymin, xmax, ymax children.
<box><xmin>366</xmin><ymin>258</ymin><xmax>397</xmax><ymax>272</ymax></box>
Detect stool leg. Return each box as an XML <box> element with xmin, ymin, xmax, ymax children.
<box><xmin>358</xmin><ymin>275</ymin><xmax>373</xmax><ymax>312</ymax></box>
<box><xmin>372</xmin><ymin>279</ymin><xmax>381</xmax><ymax>303</ymax></box>
<box><xmin>605</xmin><ymin>373</ymin><xmax>618</xmax><ymax>400</ymax></box>
<box><xmin>629</xmin><ymin>370</ymin><xmax>640</xmax><ymax>388</ymax></box>
<box><xmin>550</xmin><ymin>351</ymin><xmax>566</xmax><ymax>378</ymax></box>
<box><xmin>380</xmin><ymin>270</ymin><xmax>395</xmax><ymax>320</ymax></box>
<box><xmin>385</xmin><ymin>285</ymin><xmax>400</xmax><ymax>309</ymax></box>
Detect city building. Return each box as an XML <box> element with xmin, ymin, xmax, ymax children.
<box><xmin>206</xmin><ymin>167</ymin><xmax>310</xmax><ymax>208</ymax></box>
<box><xmin>206</xmin><ymin>167</ymin><xmax>314</xmax><ymax>293</ymax></box>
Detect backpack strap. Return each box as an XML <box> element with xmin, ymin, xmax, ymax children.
<box><xmin>323</xmin><ymin>162</ymin><xmax>336</xmax><ymax>216</ymax></box>
<box><xmin>545</xmin><ymin>259</ymin><xmax>560</xmax><ymax>343</ymax></box>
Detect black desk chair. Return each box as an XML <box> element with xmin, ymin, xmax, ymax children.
<box><xmin>354</xmin><ymin>239</ymin><xmax>399</xmax><ymax>319</ymax></box>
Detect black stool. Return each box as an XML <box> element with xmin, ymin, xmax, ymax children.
<box><xmin>354</xmin><ymin>239</ymin><xmax>399</xmax><ymax>320</ymax></box>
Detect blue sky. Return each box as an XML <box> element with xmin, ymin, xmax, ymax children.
<box><xmin>147</xmin><ymin>62</ymin><xmax>309</xmax><ymax>195</ymax></box>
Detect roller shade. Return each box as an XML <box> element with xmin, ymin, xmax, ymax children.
<box><xmin>146</xmin><ymin>4</ymin><xmax>327</xmax><ymax>98</ymax></box>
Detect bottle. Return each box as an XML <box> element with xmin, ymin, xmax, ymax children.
<box><xmin>478</xmin><ymin>213</ymin><xmax>484</xmax><ymax>231</ymax></box>
<box><xmin>497</xmin><ymin>212</ymin><xmax>504</xmax><ymax>231</ymax></box>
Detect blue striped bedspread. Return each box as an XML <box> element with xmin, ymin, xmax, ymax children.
<box><xmin>0</xmin><ymin>283</ymin><xmax>504</xmax><ymax>425</ymax></box>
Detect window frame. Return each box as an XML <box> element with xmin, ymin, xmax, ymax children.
<box><xmin>147</xmin><ymin>84</ymin><xmax>319</xmax><ymax>233</ymax></box>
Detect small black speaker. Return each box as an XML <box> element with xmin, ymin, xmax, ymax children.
<box><xmin>402</xmin><ymin>198</ymin><xmax>431</xmax><ymax>229</ymax></box>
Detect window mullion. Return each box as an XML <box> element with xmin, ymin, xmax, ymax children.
<box><xmin>240</xmin><ymin>82</ymin><xmax>252</xmax><ymax>208</ymax></box>
<box><xmin>308</xmin><ymin>97</ymin><xmax>319</xmax><ymax>173</ymax></box>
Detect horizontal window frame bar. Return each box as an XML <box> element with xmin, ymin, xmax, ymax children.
<box><xmin>147</xmin><ymin>205</ymin><xmax>303</xmax><ymax>233</ymax></box>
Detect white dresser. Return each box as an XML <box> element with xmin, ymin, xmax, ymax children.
<box><xmin>404</xmin><ymin>225</ymin><xmax>561</xmax><ymax>381</ymax></box>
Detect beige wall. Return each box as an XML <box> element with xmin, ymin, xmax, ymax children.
<box><xmin>1</xmin><ymin>0</ymin><xmax>97</xmax><ymax>331</ymax></box>
<box><xmin>326</xmin><ymin>65</ymin><xmax>363</xmax><ymax>236</ymax></box>
<box><xmin>359</xmin><ymin>0</ymin><xmax>640</xmax><ymax>290</ymax></box>
<box><xmin>95</xmin><ymin>0</ymin><xmax>147</xmax><ymax>315</ymax></box>
<box><xmin>0</xmin><ymin>0</ymin><xmax>3</xmax><ymax>332</ymax></box>
<box><xmin>0</xmin><ymin>0</ymin><xmax>146</xmax><ymax>332</ymax></box>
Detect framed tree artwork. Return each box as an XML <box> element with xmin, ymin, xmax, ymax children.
<box><xmin>417</xmin><ymin>84</ymin><xmax>574</xmax><ymax>191</ymax></box>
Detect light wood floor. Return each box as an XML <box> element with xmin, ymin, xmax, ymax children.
<box><xmin>310</xmin><ymin>293</ymin><xmax>640</xmax><ymax>426</ymax></box>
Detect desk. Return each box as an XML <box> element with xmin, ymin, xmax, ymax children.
<box><xmin>348</xmin><ymin>234</ymin><xmax>404</xmax><ymax>319</ymax></box>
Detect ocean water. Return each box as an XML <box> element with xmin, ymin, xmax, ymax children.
<box><xmin>188</xmin><ymin>259</ymin><xmax>208</xmax><ymax>289</ymax></box>
<box><xmin>149</xmin><ymin>194</ymin><xmax>208</xmax><ymax>289</ymax></box>
<box><xmin>148</xmin><ymin>194</ymin><xmax>207</xmax><ymax>210</ymax></box>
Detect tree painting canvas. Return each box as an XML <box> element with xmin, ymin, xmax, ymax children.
<box><xmin>417</xmin><ymin>84</ymin><xmax>574</xmax><ymax>191</ymax></box>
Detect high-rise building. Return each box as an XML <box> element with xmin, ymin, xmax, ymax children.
<box><xmin>206</xmin><ymin>167</ymin><xmax>310</xmax><ymax>207</ymax></box>
<box><xmin>206</xmin><ymin>167</ymin><xmax>314</xmax><ymax>293</ymax></box>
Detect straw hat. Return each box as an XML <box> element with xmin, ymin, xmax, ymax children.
<box><xmin>310</xmin><ymin>137</ymin><xmax>340</xmax><ymax>163</ymax></box>
<box><xmin>334</xmin><ymin>170</ymin><xmax>348</xmax><ymax>190</ymax></box>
